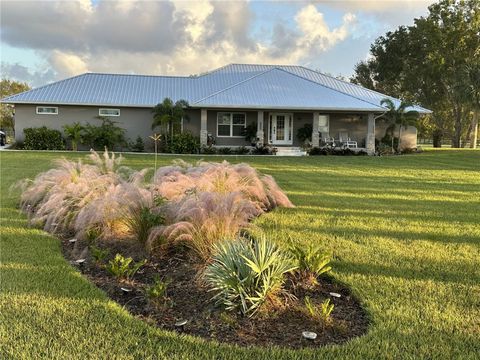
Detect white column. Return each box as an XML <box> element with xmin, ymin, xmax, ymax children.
<box><xmin>366</xmin><ymin>113</ymin><xmax>376</xmax><ymax>155</ymax></box>
<box><xmin>312</xmin><ymin>112</ymin><xmax>320</xmax><ymax>147</ymax></box>
<box><xmin>256</xmin><ymin>111</ymin><xmax>264</xmax><ymax>146</ymax></box>
<box><xmin>200</xmin><ymin>109</ymin><xmax>208</xmax><ymax>147</ymax></box>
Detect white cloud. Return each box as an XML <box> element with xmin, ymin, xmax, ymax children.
<box><xmin>1</xmin><ymin>0</ymin><xmax>417</xmax><ymax>84</ymax></box>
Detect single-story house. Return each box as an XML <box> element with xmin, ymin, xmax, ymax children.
<box><xmin>1</xmin><ymin>64</ymin><xmax>431</xmax><ymax>154</ymax></box>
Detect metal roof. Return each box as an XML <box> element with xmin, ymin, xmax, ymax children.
<box><xmin>1</xmin><ymin>63</ymin><xmax>431</xmax><ymax>113</ymax></box>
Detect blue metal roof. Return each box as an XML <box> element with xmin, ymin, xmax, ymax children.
<box><xmin>1</xmin><ymin>63</ymin><xmax>431</xmax><ymax>113</ymax></box>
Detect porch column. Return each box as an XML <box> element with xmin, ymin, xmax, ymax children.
<box><xmin>312</xmin><ymin>112</ymin><xmax>320</xmax><ymax>147</ymax></box>
<box><xmin>256</xmin><ymin>111</ymin><xmax>264</xmax><ymax>146</ymax></box>
<box><xmin>200</xmin><ymin>109</ymin><xmax>208</xmax><ymax>147</ymax></box>
<box><xmin>366</xmin><ymin>113</ymin><xmax>376</xmax><ymax>155</ymax></box>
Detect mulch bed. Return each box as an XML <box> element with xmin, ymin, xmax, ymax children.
<box><xmin>61</xmin><ymin>238</ymin><xmax>369</xmax><ymax>349</ymax></box>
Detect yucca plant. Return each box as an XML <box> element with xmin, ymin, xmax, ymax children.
<box><xmin>204</xmin><ymin>237</ymin><xmax>297</xmax><ymax>317</ymax></box>
<box><xmin>288</xmin><ymin>242</ymin><xmax>332</xmax><ymax>286</ymax></box>
<box><xmin>105</xmin><ymin>254</ymin><xmax>146</xmax><ymax>281</ymax></box>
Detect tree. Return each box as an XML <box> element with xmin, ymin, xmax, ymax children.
<box><xmin>151</xmin><ymin>98</ymin><xmax>189</xmax><ymax>148</ymax></box>
<box><xmin>380</xmin><ymin>99</ymin><xmax>419</xmax><ymax>152</ymax></box>
<box><xmin>351</xmin><ymin>0</ymin><xmax>480</xmax><ymax>148</ymax></box>
<box><xmin>63</xmin><ymin>122</ymin><xmax>84</xmax><ymax>151</ymax></box>
<box><xmin>0</xmin><ymin>79</ymin><xmax>30</xmax><ymax>135</ymax></box>
<box><xmin>457</xmin><ymin>62</ymin><xmax>480</xmax><ymax>148</ymax></box>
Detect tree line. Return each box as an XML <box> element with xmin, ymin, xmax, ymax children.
<box><xmin>351</xmin><ymin>0</ymin><xmax>479</xmax><ymax>148</ymax></box>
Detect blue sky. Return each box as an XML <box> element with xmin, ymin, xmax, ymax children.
<box><xmin>0</xmin><ymin>0</ymin><xmax>434</xmax><ymax>87</ymax></box>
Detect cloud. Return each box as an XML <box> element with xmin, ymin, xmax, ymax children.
<box><xmin>0</xmin><ymin>0</ymin><xmax>365</xmax><ymax>84</ymax></box>
<box><xmin>0</xmin><ymin>62</ymin><xmax>56</xmax><ymax>87</ymax></box>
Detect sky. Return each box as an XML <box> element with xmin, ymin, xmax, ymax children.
<box><xmin>0</xmin><ymin>0</ymin><xmax>435</xmax><ymax>87</ymax></box>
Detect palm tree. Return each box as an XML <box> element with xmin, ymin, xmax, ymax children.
<box><xmin>63</xmin><ymin>122</ymin><xmax>84</xmax><ymax>151</ymax></box>
<box><xmin>380</xmin><ymin>99</ymin><xmax>419</xmax><ymax>152</ymax></box>
<box><xmin>151</xmin><ymin>98</ymin><xmax>189</xmax><ymax>147</ymax></box>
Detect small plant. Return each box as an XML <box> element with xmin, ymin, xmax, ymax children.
<box><xmin>297</xmin><ymin>123</ymin><xmax>313</xmax><ymax>144</ymax></box>
<box><xmin>235</xmin><ymin>146</ymin><xmax>250</xmax><ymax>155</ymax></box>
<box><xmin>90</xmin><ymin>245</ymin><xmax>109</xmax><ymax>264</ymax></box>
<box><xmin>304</xmin><ymin>296</ymin><xmax>334</xmax><ymax>323</ymax></box>
<box><xmin>130</xmin><ymin>136</ymin><xmax>145</xmax><ymax>152</ymax></box>
<box><xmin>124</xmin><ymin>206</ymin><xmax>164</xmax><ymax>244</ymax></box>
<box><xmin>288</xmin><ymin>242</ymin><xmax>332</xmax><ymax>286</ymax></box>
<box><xmin>201</xmin><ymin>145</ymin><xmax>217</xmax><ymax>154</ymax></box>
<box><xmin>146</xmin><ymin>275</ymin><xmax>170</xmax><ymax>303</ymax></box>
<box><xmin>217</xmin><ymin>147</ymin><xmax>232</xmax><ymax>155</ymax></box>
<box><xmin>242</xmin><ymin>122</ymin><xmax>257</xmax><ymax>145</ymax></box>
<box><xmin>106</xmin><ymin>254</ymin><xmax>146</xmax><ymax>280</ymax></box>
<box><xmin>204</xmin><ymin>237</ymin><xmax>297</xmax><ymax>317</ymax></box>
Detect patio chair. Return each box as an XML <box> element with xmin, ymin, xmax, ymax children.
<box><xmin>339</xmin><ymin>132</ymin><xmax>357</xmax><ymax>149</ymax></box>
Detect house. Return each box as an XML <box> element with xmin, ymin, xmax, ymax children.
<box><xmin>1</xmin><ymin>64</ymin><xmax>431</xmax><ymax>154</ymax></box>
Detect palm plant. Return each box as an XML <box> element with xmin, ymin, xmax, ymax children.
<box><xmin>63</xmin><ymin>122</ymin><xmax>84</xmax><ymax>151</ymax></box>
<box><xmin>380</xmin><ymin>98</ymin><xmax>419</xmax><ymax>152</ymax></box>
<box><xmin>151</xmin><ymin>98</ymin><xmax>189</xmax><ymax>148</ymax></box>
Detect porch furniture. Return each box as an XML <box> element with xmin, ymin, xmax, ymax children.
<box><xmin>338</xmin><ymin>132</ymin><xmax>358</xmax><ymax>149</ymax></box>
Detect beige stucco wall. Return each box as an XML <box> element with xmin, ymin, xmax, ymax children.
<box><xmin>14</xmin><ymin>104</ymin><xmax>201</xmax><ymax>151</ymax></box>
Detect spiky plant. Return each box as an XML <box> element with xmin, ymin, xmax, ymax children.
<box><xmin>288</xmin><ymin>242</ymin><xmax>332</xmax><ymax>286</ymax></box>
<box><xmin>204</xmin><ymin>237</ymin><xmax>297</xmax><ymax>317</ymax></box>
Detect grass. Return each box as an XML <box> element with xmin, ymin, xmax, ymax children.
<box><xmin>1</xmin><ymin>149</ymin><xmax>479</xmax><ymax>359</ymax></box>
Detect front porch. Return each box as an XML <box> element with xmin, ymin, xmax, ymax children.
<box><xmin>198</xmin><ymin>109</ymin><xmax>377</xmax><ymax>154</ymax></box>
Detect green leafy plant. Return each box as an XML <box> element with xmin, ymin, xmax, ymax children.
<box><xmin>204</xmin><ymin>237</ymin><xmax>297</xmax><ymax>317</ymax></box>
<box><xmin>145</xmin><ymin>275</ymin><xmax>170</xmax><ymax>302</ymax></box>
<box><xmin>82</xmin><ymin>117</ymin><xmax>126</xmax><ymax>151</ymax></box>
<box><xmin>63</xmin><ymin>122</ymin><xmax>84</xmax><ymax>151</ymax></box>
<box><xmin>151</xmin><ymin>98</ymin><xmax>189</xmax><ymax>147</ymax></box>
<box><xmin>24</xmin><ymin>126</ymin><xmax>65</xmax><ymax>150</ymax></box>
<box><xmin>288</xmin><ymin>242</ymin><xmax>332</xmax><ymax>286</ymax></box>
<box><xmin>235</xmin><ymin>146</ymin><xmax>250</xmax><ymax>155</ymax></box>
<box><xmin>297</xmin><ymin>123</ymin><xmax>313</xmax><ymax>144</ymax></box>
<box><xmin>304</xmin><ymin>296</ymin><xmax>334</xmax><ymax>323</ymax></box>
<box><xmin>217</xmin><ymin>147</ymin><xmax>232</xmax><ymax>155</ymax></box>
<box><xmin>106</xmin><ymin>254</ymin><xmax>146</xmax><ymax>280</ymax></box>
<box><xmin>90</xmin><ymin>245</ymin><xmax>109</xmax><ymax>264</ymax></box>
<box><xmin>129</xmin><ymin>136</ymin><xmax>145</xmax><ymax>152</ymax></box>
<box><xmin>124</xmin><ymin>206</ymin><xmax>164</xmax><ymax>244</ymax></box>
<box><xmin>242</xmin><ymin>122</ymin><xmax>257</xmax><ymax>145</ymax></box>
<box><xmin>168</xmin><ymin>131</ymin><xmax>200</xmax><ymax>154</ymax></box>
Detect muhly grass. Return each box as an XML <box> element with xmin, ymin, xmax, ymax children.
<box><xmin>16</xmin><ymin>151</ymin><xmax>293</xmax><ymax>258</ymax></box>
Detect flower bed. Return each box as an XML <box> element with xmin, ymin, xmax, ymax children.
<box><xmin>19</xmin><ymin>150</ymin><xmax>368</xmax><ymax>348</ymax></box>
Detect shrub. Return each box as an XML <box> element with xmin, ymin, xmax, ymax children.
<box><xmin>200</xmin><ymin>146</ymin><xmax>217</xmax><ymax>154</ymax></box>
<box><xmin>129</xmin><ymin>136</ymin><xmax>145</xmax><ymax>152</ymax></box>
<box><xmin>217</xmin><ymin>147</ymin><xmax>232</xmax><ymax>155</ymax></box>
<box><xmin>24</xmin><ymin>126</ymin><xmax>65</xmax><ymax>150</ymax></box>
<box><xmin>169</xmin><ymin>131</ymin><xmax>200</xmax><ymax>154</ymax></box>
<box><xmin>63</xmin><ymin>122</ymin><xmax>84</xmax><ymax>151</ymax></box>
<box><xmin>82</xmin><ymin>117</ymin><xmax>126</xmax><ymax>150</ymax></box>
<box><xmin>204</xmin><ymin>237</ymin><xmax>297</xmax><ymax>317</ymax></box>
<box><xmin>235</xmin><ymin>146</ymin><xmax>250</xmax><ymax>155</ymax></box>
<box><xmin>106</xmin><ymin>254</ymin><xmax>146</xmax><ymax>280</ymax></box>
<box><xmin>304</xmin><ymin>296</ymin><xmax>334</xmax><ymax>323</ymax></box>
<box><xmin>251</xmin><ymin>145</ymin><xmax>274</xmax><ymax>155</ymax></box>
<box><xmin>297</xmin><ymin>123</ymin><xmax>313</xmax><ymax>144</ymax></box>
<box><xmin>242</xmin><ymin>123</ymin><xmax>257</xmax><ymax>145</ymax></box>
<box><xmin>288</xmin><ymin>242</ymin><xmax>332</xmax><ymax>286</ymax></box>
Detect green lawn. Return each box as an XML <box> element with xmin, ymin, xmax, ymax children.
<box><xmin>1</xmin><ymin>149</ymin><xmax>479</xmax><ymax>359</ymax></box>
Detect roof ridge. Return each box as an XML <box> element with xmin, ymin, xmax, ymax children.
<box><xmin>192</xmin><ymin>67</ymin><xmax>277</xmax><ymax>104</ymax></box>
<box><xmin>276</xmin><ymin>67</ymin><xmax>384</xmax><ymax>110</ymax></box>
<box><xmin>84</xmin><ymin>72</ymin><xmax>195</xmax><ymax>79</ymax></box>
<box><xmin>1</xmin><ymin>72</ymin><xmax>88</xmax><ymax>102</ymax></box>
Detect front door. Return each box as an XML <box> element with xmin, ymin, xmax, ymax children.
<box><xmin>271</xmin><ymin>113</ymin><xmax>293</xmax><ymax>145</ymax></box>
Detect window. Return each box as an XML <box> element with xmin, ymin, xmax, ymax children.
<box><xmin>99</xmin><ymin>108</ymin><xmax>120</xmax><ymax>117</ymax></box>
<box><xmin>36</xmin><ymin>106</ymin><xmax>58</xmax><ymax>115</ymax></box>
<box><xmin>318</xmin><ymin>115</ymin><xmax>329</xmax><ymax>133</ymax></box>
<box><xmin>217</xmin><ymin>112</ymin><xmax>246</xmax><ymax>137</ymax></box>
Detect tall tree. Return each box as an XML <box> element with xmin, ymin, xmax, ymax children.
<box><xmin>351</xmin><ymin>0</ymin><xmax>480</xmax><ymax>148</ymax></box>
<box><xmin>0</xmin><ymin>79</ymin><xmax>30</xmax><ymax>136</ymax></box>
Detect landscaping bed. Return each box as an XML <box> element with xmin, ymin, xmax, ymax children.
<box><xmin>61</xmin><ymin>237</ymin><xmax>368</xmax><ymax>349</ymax></box>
